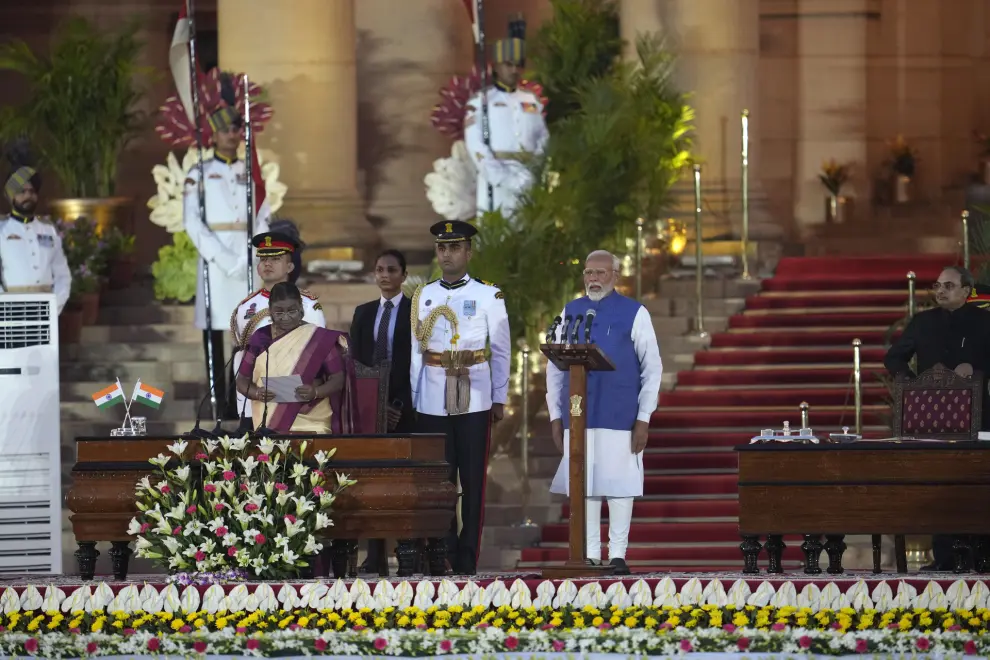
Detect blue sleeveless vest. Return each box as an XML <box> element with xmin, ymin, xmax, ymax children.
<box><xmin>558</xmin><ymin>292</ymin><xmax>642</xmax><ymax>431</ymax></box>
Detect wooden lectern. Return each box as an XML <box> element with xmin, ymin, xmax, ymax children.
<box><xmin>541</xmin><ymin>342</ymin><xmax>617</xmax><ymax>579</ymax></box>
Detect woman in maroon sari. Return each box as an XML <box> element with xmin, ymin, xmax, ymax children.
<box><xmin>235</xmin><ymin>282</ymin><xmax>358</xmax><ymax>434</ymax></box>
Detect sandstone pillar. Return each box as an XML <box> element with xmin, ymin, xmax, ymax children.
<box><xmin>620</xmin><ymin>0</ymin><xmax>779</xmax><ymax>241</ymax></box>
<box><xmin>793</xmin><ymin>0</ymin><xmax>869</xmax><ymax>233</ymax></box>
<box><xmin>218</xmin><ymin>0</ymin><xmax>367</xmax><ymax>260</ymax></box>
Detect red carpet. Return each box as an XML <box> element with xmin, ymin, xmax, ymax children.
<box><xmin>520</xmin><ymin>254</ymin><xmax>945</xmax><ymax>573</ymax></box>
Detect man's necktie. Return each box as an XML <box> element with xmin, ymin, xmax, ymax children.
<box><xmin>373</xmin><ymin>300</ymin><xmax>393</xmax><ymax>364</ymax></box>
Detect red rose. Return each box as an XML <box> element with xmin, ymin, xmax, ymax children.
<box><xmin>147</xmin><ymin>638</ymin><xmax>160</xmax><ymax>651</ymax></box>
<box><xmin>194</xmin><ymin>550</ymin><xmax>206</xmax><ymax>562</ymax></box>
<box><xmin>160</xmin><ymin>485</ymin><xmax>171</xmax><ymax>494</ymax></box>
<box><xmin>855</xmin><ymin>639</ymin><xmax>868</xmax><ymax>654</ymax></box>
<box><xmin>195</xmin><ymin>452</ymin><xmax>208</xmax><ymax>460</ymax></box>
<box><xmin>186</xmin><ymin>505</ymin><xmax>197</xmax><ymax>514</ymax></box>
<box><xmin>173</xmin><ymin>526</ymin><xmax>182</xmax><ymax>536</ymax></box>
<box><xmin>24</xmin><ymin>638</ymin><xmax>38</xmax><ymax>653</ymax></box>
<box><xmin>285</xmin><ymin>514</ymin><xmax>297</xmax><ymax>524</ymax></box>
<box><xmin>258</xmin><ymin>453</ymin><xmax>270</xmax><ymax>463</ymax></box>
<box><xmin>313</xmin><ymin>486</ymin><xmax>325</xmax><ymax>496</ymax></box>
<box><xmin>247</xmin><ymin>639</ymin><xmax>260</xmax><ymax>650</ymax></box>
<box><xmin>193</xmin><ymin>640</ymin><xmax>207</xmax><ymax>653</ymax></box>
<box><xmin>139</xmin><ymin>523</ymin><xmax>151</xmax><ymax>533</ymax></box>
<box><xmin>679</xmin><ymin>639</ymin><xmax>692</xmax><ymax>652</ymax></box>
<box><xmin>772</xmin><ymin>623</ymin><xmax>787</xmax><ymax>631</ymax></box>
<box><xmin>737</xmin><ymin>638</ymin><xmax>750</xmax><ymax>651</ymax></box>
<box><xmin>180</xmin><ymin>625</ymin><xmax>191</xmax><ymax>633</ymax></box>
<box><xmin>275</xmin><ymin>482</ymin><xmax>288</xmax><ymax>491</ymax></box>
<box><xmin>255</xmin><ymin>533</ymin><xmax>266</xmax><ymax>545</ymax></box>
<box><xmin>204</xmin><ymin>483</ymin><xmax>217</xmax><ymax>493</ymax></box>
<box><xmin>86</xmin><ymin>641</ymin><xmax>98</xmax><ymax>654</ymax></box>
<box><xmin>245</xmin><ymin>503</ymin><xmax>259</xmax><ymax>512</ymax></box>
<box><xmin>373</xmin><ymin>638</ymin><xmax>388</xmax><ymax>650</ymax></box>
<box><xmin>228</xmin><ymin>546</ymin><xmax>238</xmax><ymax>557</ymax></box>
<box><xmin>123</xmin><ymin>628</ymin><xmax>135</xmax><ymax>636</ymax></box>
<box><xmin>236</xmin><ymin>627</ymin><xmax>247</xmax><ymax>634</ymax></box>
<box><xmin>799</xmin><ymin>635</ymin><xmax>812</xmax><ymax>649</ymax></box>
<box><xmin>216</xmin><ymin>526</ymin><xmax>228</xmax><ymax>537</ymax></box>
<box><xmin>240</xmin><ymin>483</ymin><xmax>249</xmax><ymax>492</ymax></box>
<box><xmin>552</xmin><ymin>640</ymin><xmax>565</xmax><ymax>652</ymax></box>
<box><xmin>314</xmin><ymin>639</ymin><xmax>328</xmax><ymax>651</ymax></box>
<box><xmin>965</xmin><ymin>640</ymin><xmax>978</xmax><ymax>655</ymax></box>
<box><xmin>917</xmin><ymin>637</ymin><xmax>931</xmax><ymax>651</ymax></box>
<box><xmin>722</xmin><ymin>624</ymin><xmax>736</xmax><ymax>633</ymax></box>
<box><xmin>215</xmin><ymin>503</ymin><xmax>225</xmax><ymax>511</ymax></box>
<box><xmin>441</xmin><ymin>639</ymin><xmax>453</xmax><ymax>651</ymax></box>
<box><xmin>505</xmin><ymin>636</ymin><xmax>519</xmax><ymax>650</ymax></box>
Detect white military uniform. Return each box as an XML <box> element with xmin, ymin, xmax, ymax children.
<box><xmin>230</xmin><ymin>287</ymin><xmax>326</xmax><ymax>419</ymax></box>
<box><xmin>0</xmin><ymin>215</ymin><xmax>71</xmax><ymax>314</ymax></box>
<box><xmin>184</xmin><ymin>156</ymin><xmax>271</xmax><ymax>330</ymax></box>
<box><xmin>410</xmin><ymin>275</ymin><xmax>511</xmax><ymax>415</ymax></box>
<box><xmin>546</xmin><ymin>304</ymin><xmax>663</xmax><ymax>562</ymax></box>
<box><xmin>463</xmin><ymin>84</ymin><xmax>549</xmax><ymax>218</ymax></box>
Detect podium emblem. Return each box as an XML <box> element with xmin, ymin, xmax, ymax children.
<box><xmin>569</xmin><ymin>394</ymin><xmax>583</xmax><ymax>417</ymax></box>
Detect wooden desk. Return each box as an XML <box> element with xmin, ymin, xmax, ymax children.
<box><xmin>66</xmin><ymin>434</ymin><xmax>457</xmax><ymax>580</ymax></box>
<box><xmin>736</xmin><ymin>442</ymin><xmax>990</xmax><ymax>575</ymax></box>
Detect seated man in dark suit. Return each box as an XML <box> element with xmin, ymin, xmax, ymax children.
<box><xmin>349</xmin><ymin>249</ymin><xmax>413</xmax><ymax>575</ymax></box>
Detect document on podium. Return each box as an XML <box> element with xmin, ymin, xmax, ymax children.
<box><xmin>263</xmin><ymin>375</ymin><xmax>303</xmax><ymax>403</ymax></box>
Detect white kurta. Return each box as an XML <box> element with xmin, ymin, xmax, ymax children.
<box><xmin>463</xmin><ymin>86</ymin><xmax>549</xmax><ymax>218</ymax></box>
<box><xmin>547</xmin><ymin>305</ymin><xmax>663</xmax><ymax>498</ymax></box>
<box><xmin>184</xmin><ymin>157</ymin><xmax>271</xmax><ymax>330</ymax></box>
<box><xmin>230</xmin><ymin>288</ymin><xmax>325</xmax><ymax>419</ymax></box>
<box><xmin>0</xmin><ymin>215</ymin><xmax>71</xmax><ymax>314</ymax></box>
<box><xmin>410</xmin><ymin>276</ymin><xmax>511</xmax><ymax>416</ymax></box>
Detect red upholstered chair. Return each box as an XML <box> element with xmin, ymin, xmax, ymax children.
<box><xmin>874</xmin><ymin>366</ymin><xmax>984</xmax><ymax>573</ymax></box>
<box><xmin>353</xmin><ymin>361</ymin><xmax>391</xmax><ymax>434</ymax></box>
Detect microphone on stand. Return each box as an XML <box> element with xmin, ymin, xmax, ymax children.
<box><xmin>213</xmin><ymin>348</ymin><xmax>242</xmax><ymax>436</ymax></box>
<box><xmin>570</xmin><ymin>314</ymin><xmax>584</xmax><ymax>344</ymax></box>
<box><xmin>185</xmin><ymin>352</ymin><xmax>237</xmax><ymax>439</ymax></box>
<box><xmin>234</xmin><ymin>370</ymin><xmax>254</xmax><ymax>437</ymax></box>
<box><xmin>545</xmin><ymin>315</ymin><xmax>562</xmax><ymax>344</ymax></box>
<box><xmin>560</xmin><ymin>315</ymin><xmax>573</xmax><ymax>345</ymax></box>
<box><xmin>252</xmin><ymin>347</ymin><xmax>277</xmax><ymax>438</ymax></box>
<box><xmin>584</xmin><ymin>310</ymin><xmax>596</xmax><ymax>344</ymax></box>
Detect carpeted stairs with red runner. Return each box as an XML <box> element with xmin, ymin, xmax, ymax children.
<box><xmin>519</xmin><ymin>254</ymin><xmax>952</xmax><ymax>573</ymax></box>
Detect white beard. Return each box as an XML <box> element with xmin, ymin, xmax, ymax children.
<box><xmin>586</xmin><ymin>285</ymin><xmax>613</xmax><ymax>302</ymax></box>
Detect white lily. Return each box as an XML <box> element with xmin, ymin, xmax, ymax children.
<box><xmin>315</xmin><ymin>513</ymin><xmax>332</xmax><ymax>530</ymax></box>
<box><xmin>173</xmin><ymin>465</ymin><xmax>191</xmax><ymax>482</ymax></box>
<box><xmin>303</xmin><ymin>536</ymin><xmax>323</xmax><ymax>555</ymax></box>
<box><xmin>162</xmin><ymin>537</ymin><xmax>181</xmax><ymax>555</ymax></box>
<box><xmin>314</xmin><ymin>449</ymin><xmax>335</xmax><ymax>466</ymax></box>
<box><xmin>282</xmin><ymin>549</ymin><xmax>299</xmax><ymax>565</ymax></box>
<box><xmin>166</xmin><ymin>440</ymin><xmax>188</xmax><ymax>457</ymax></box>
<box><xmin>239</xmin><ymin>456</ymin><xmax>258</xmax><ymax>476</ymax></box>
<box><xmin>257</xmin><ymin>438</ymin><xmax>276</xmax><ymax>455</ymax></box>
<box><xmin>127</xmin><ymin>518</ymin><xmax>143</xmax><ymax>535</ymax></box>
<box><xmin>229</xmin><ymin>435</ymin><xmax>249</xmax><ymax>451</ymax></box>
<box><xmin>136</xmin><ymin>476</ymin><xmax>152</xmax><ymax>491</ymax></box>
<box><xmin>202</xmin><ymin>438</ymin><xmax>219</xmax><ymax>455</ymax></box>
<box><xmin>149</xmin><ymin>454</ymin><xmax>170</xmax><ymax>468</ymax></box>
<box><xmin>284</xmin><ymin>519</ymin><xmax>305</xmax><ymax>538</ymax></box>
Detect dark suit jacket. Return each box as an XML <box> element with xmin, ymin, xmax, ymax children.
<box><xmin>349</xmin><ymin>295</ymin><xmax>414</xmax><ymax>432</ymax></box>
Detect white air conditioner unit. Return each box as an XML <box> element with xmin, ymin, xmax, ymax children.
<box><xmin>0</xmin><ymin>294</ymin><xmax>61</xmax><ymax>574</ymax></box>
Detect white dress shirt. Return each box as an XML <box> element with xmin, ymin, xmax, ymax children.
<box><xmin>0</xmin><ymin>215</ymin><xmax>72</xmax><ymax>314</ymax></box>
<box><xmin>373</xmin><ymin>292</ymin><xmax>404</xmax><ymax>360</ymax></box>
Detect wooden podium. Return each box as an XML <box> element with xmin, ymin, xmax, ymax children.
<box><xmin>540</xmin><ymin>342</ymin><xmax>617</xmax><ymax>579</ymax></box>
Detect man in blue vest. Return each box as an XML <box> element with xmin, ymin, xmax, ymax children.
<box><xmin>546</xmin><ymin>250</ymin><xmax>663</xmax><ymax>575</ymax></box>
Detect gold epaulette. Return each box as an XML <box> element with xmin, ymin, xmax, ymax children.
<box><xmin>300</xmin><ymin>288</ymin><xmax>319</xmax><ymax>300</ymax></box>
<box><xmin>229</xmin><ymin>307</ymin><xmax>241</xmax><ymax>347</ymax></box>
<box><xmin>474</xmin><ymin>277</ymin><xmax>499</xmax><ymax>288</ymax></box>
<box><xmin>236</xmin><ymin>288</ymin><xmax>265</xmax><ymax>308</ymax></box>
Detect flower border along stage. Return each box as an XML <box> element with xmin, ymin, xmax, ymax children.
<box><xmin>4</xmin><ymin>578</ymin><xmax>990</xmax><ymax>657</ymax></box>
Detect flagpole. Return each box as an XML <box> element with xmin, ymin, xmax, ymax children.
<box><xmin>243</xmin><ymin>74</ymin><xmax>255</xmax><ymax>294</ymax></box>
<box><xmin>119</xmin><ymin>378</ymin><xmax>134</xmax><ymax>433</ymax></box>
<box><xmin>186</xmin><ymin>0</ymin><xmax>219</xmax><ymax>424</ymax></box>
<box><xmin>475</xmin><ymin>0</ymin><xmax>494</xmax><ymax>213</ymax></box>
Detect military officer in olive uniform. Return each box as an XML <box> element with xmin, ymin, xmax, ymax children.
<box><xmin>463</xmin><ymin>16</ymin><xmax>549</xmax><ymax>218</ymax></box>
<box><xmin>0</xmin><ymin>142</ymin><xmax>71</xmax><ymax>313</ymax></box>
<box><xmin>410</xmin><ymin>220</ymin><xmax>511</xmax><ymax>574</ymax></box>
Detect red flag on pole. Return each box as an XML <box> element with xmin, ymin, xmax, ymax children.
<box><xmin>249</xmin><ymin>141</ymin><xmax>269</xmax><ymax>220</ymax></box>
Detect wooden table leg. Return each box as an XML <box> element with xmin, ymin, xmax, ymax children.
<box><xmin>109</xmin><ymin>541</ymin><xmax>132</xmax><ymax>581</ymax></box>
<box><xmin>765</xmin><ymin>535</ymin><xmax>786</xmax><ymax>574</ymax></box>
<box><xmin>426</xmin><ymin>538</ymin><xmax>447</xmax><ymax>576</ymax></box>
<box><xmin>871</xmin><ymin>535</ymin><xmax>882</xmax><ymax>573</ymax></box>
<box><xmin>824</xmin><ymin>535</ymin><xmax>846</xmax><ymax>574</ymax></box>
<box><xmin>953</xmin><ymin>537</ymin><xmax>971</xmax><ymax>574</ymax></box>
<box><xmin>740</xmin><ymin>535</ymin><xmax>762</xmax><ymax>574</ymax></box>
<box><xmin>396</xmin><ymin>539</ymin><xmax>420</xmax><ymax>577</ymax></box>
<box><xmin>74</xmin><ymin>542</ymin><xmax>100</xmax><ymax>581</ymax></box>
<box><xmin>801</xmin><ymin>535</ymin><xmax>823</xmax><ymax>575</ymax></box>
<box><xmin>330</xmin><ymin>540</ymin><xmax>353</xmax><ymax>579</ymax></box>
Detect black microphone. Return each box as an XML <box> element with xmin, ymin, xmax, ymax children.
<box><xmin>560</xmin><ymin>315</ymin><xmax>573</xmax><ymax>345</ymax></box>
<box><xmin>212</xmin><ymin>347</ymin><xmax>243</xmax><ymax>436</ymax></box>
<box><xmin>584</xmin><ymin>310</ymin><xmax>596</xmax><ymax>343</ymax></box>
<box><xmin>252</xmin><ymin>347</ymin><xmax>276</xmax><ymax>438</ymax></box>
<box><xmin>571</xmin><ymin>314</ymin><xmax>584</xmax><ymax>344</ymax></box>
<box><xmin>545</xmin><ymin>315</ymin><xmax>562</xmax><ymax>344</ymax></box>
<box><xmin>185</xmin><ymin>351</ymin><xmax>237</xmax><ymax>439</ymax></box>
<box><xmin>234</xmin><ymin>369</ymin><xmax>254</xmax><ymax>436</ymax></box>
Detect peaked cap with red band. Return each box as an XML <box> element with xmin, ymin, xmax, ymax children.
<box><xmin>252</xmin><ymin>230</ymin><xmax>299</xmax><ymax>257</ymax></box>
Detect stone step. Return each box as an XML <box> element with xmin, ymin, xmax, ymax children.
<box><xmin>97</xmin><ymin>305</ymin><xmax>194</xmax><ymax>326</ymax></box>
<box><xmin>61</xmin><ymin>399</ymin><xmax>198</xmax><ymax>422</ymax></box>
<box><xmin>645</xmin><ymin>297</ymin><xmax>746</xmax><ymax>318</ymax></box>
<box><xmin>653</xmin><ymin>315</ymin><xmax>728</xmax><ymax>337</ymax></box>
<box><xmin>61</xmin><ymin>380</ymin><xmax>202</xmax><ymax>402</ymax></box>
<box><xmin>81</xmin><ymin>324</ymin><xmax>202</xmax><ymax>344</ymax></box>
<box><xmin>61</xmin><ymin>360</ymin><xmax>204</xmax><ymax>384</ymax></box>
<box><xmin>71</xmin><ymin>342</ymin><xmax>203</xmax><ymax>363</ymax></box>
<box><xmin>655</xmin><ymin>278</ymin><xmax>762</xmax><ymax>299</ymax></box>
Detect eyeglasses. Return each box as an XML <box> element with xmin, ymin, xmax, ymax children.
<box><xmin>931</xmin><ymin>282</ymin><xmax>965</xmax><ymax>291</ymax></box>
<box><xmin>583</xmin><ymin>268</ymin><xmax>613</xmax><ymax>278</ymax></box>
<box><xmin>271</xmin><ymin>308</ymin><xmax>302</xmax><ymax>320</ymax></box>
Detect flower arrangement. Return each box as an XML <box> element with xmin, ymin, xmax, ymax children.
<box><xmin>129</xmin><ymin>435</ymin><xmax>356</xmax><ymax>580</ymax></box>
<box><xmin>819</xmin><ymin>159</ymin><xmax>850</xmax><ymax>196</ymax></box>
<box><xmin>888</xmin><ymin>134</ymin><xmax>917</xmax><ymax>177</ymax></box>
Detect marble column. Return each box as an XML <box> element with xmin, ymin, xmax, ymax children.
<box><xmin>218</xmin><ymin>0</ymin><xmax>367</xmax><ymax>260</ymax></box>
<box><xmin>793</xmin><ymin>0</ymin><xmax>869</xmax><ymax>232</ymax></box>
<box><xmin>619</xmin><ymin>0</ymin><xmax>779</xmax><ymax>240</ymax></box>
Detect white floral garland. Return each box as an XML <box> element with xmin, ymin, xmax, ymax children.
<box><xmin>1</xmin><ymin>577</ymin><xmax>986</xmax><ymax>616</ymax></box>
<box><xmin>147</xmin><ymin>146</ymin><xmax>289</xmax><ymax>233</ymax></box>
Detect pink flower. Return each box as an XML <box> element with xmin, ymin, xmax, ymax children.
<box><xmin>505</xmin><ymin>636</ymin><xmax>519</xmax><ymax>650</ymax></box>
<box><xmin>772</xmin><ymin>622</ymin><xmax>787</xmax><ymax>631</ymax></box>
<box><xmin>855</xmin><ymin>639</ymin><xmax>868</xmax><ymax>654</ymax></box>
<box><xmin>228</xmin><ymin>546</ymin><xmax>238</xmax><ymax>557</ymax></box>
<box><xmin>160</xmin><ymin>485</ymin><xmax>171</xmax><ymax>494</ymax></box>
<box><xmin>314</xmin><ymin>469</ymin><xmax>324</xmax><ymax>477</ymax></box>
<box><xmin>799</xmin><ymin>635</ymin><xmax>812</xmax><ymax>649</ymax></box>
<box><xmin>737</xmin><ymin>638</ymin><xmax>750</xmax><ymax>651</ymax></box>
<box><xmin>722</xmin><ymin>624</ymin><xmax>736</xmax><ymax>633</ymax></box>
<box><xmin>204</xmin><ymin>483</ymin><xmax>217</xmax><ymax>493</ymax></box>
<box><xmin>353</xmin><ymin>625</ymin><xmax>366</xmax><ymax>631</ymax></box>
<box><xmin>313</xmin><ymin>486</ymin><xmax>325</xmax><ymax>496</ymax></box>
<box><xmin>258</xmin><ymin>453</ymin><xmax>270</xmax><ymax>463</ymax></box>
<box><xmin>139</xmin><ymin>523</ymin><xmax>150</xmax><ymax>533</ymax></box>
<box><xmin>236</xmin><ymin>627</ymin><xmax>247</xmax><ymax>634</ymax></box>
<box><xmin>441</xmin><ymin>639</ymin><xmax>453</xmax><ymax>651</ymax></box>
<box><xmin>245</xmin><ymin>503</ymin><xmax>259</xmax><ymax>512</ymax></box>
<box><xmin>917</xmin><ymin>637</ymin><xmax>931</xmax><ymax>651</ymax></box>
<box><xmin>216</xmin><ymin>526</ymin><xmax>228</xmax><ymax>537</ymax></box>
<box><xmin>147</xmin><ymin>638</ymin><xmax>160</xmax><ymax>651</ymax></box>
<box><xmin>222</xmin><ymin>470</ymin><xmax>236</xmax><ymax>481</ymax></box>
<box><xmin>373</xmin><ymin>637</ymin><xmax>388</xmax><ymax>650</ymax></box>
<box><xmin>24</xmin><ymin>638</ymin><xmax>38</xmax><ymax>653</ymax></box>
<box><xmin>246</xmin><ymin>639</ymin><xmax>260</xmax><ymax>650</ymax></box>
<box><xmin>314</xmin><ymin>639</ymin><xmax>328</xmax><ymax>651</ymax></box>
<box><xmin>240</xmin><ymin>483</ymin><xmax>249</xmax><ymax>492</ymax></box>
<box><xmin>274</xmin><ymin>482</ymin><xmax>288</xmax><ymax>491</ymax></box>
<box><xmin>541</xmin><ymin>624</ymin><xmax>554</xmax><ymax>631</ymax></box>
<box><xmin>659</xmin><ymin>622</ymin><xmax>673</xmax><ymax>630</ymax></box>
<box><xmin>69</xmin><ymin>627</ymin><xmax>80</xmax><ymax>634</ymax></box>
<box><xmin>193</xmin><ymin>640</ymin><xmax>207</xmax><ymax>653</ymax></box>
<box><xmin>284</xmin><ymin>514</ymin><xmax>296</xmax><ymax>524</ymax></box>
<box><xmin>475</xmin><ymin>622</ymin><xmax>489</xmax><ymax>629</ymax></box>
<box><xmin>552</xmin><ymin>640</ymin><xmax>565</xmax><ymax>652</ymax></box>
<box><xmin>86</xmin><ymin>641</ymin><xmax>98</xmax><ymax>654</ymax></box>
<box><xmin>950</xmin><ymin>625</ymin><xmax>963</xmax><ymax>631</ymax></box>
<box><xmin>195</xmin><ymin>452</ymin><xmax>208</xmax><ymax>460</ymax></box>
<box><xmin>965</xmin><ymin>640</ymin><xmax>978</xmax><ymax>655</ymax></box>
<box><xmin>830</xmin><ymin>621</ymin><xmax>841</xmax><ymax>629</ymax></box>
<box><xmin>679</xmin><ymin>639</ymin><xmax>692</xmax><ymax>652</ymax></box>
<box><xmin>215</xmin><ymin>503</ymin><xmax>224</xmax><ymax>512</ymax></box>
<box><xmin>255</xmin><ymin>533</ymin><xmax>266</xmax><ymax>545</ymax></box>
<box><xmin>186</xmin><ymin>505</ymin><xmax>197</xmax><ymax>514</ymax></box>
<box><xmin>194</xmin><ymin>550</ymin><xmax>206</xmax><ymax>562</ymax></box>
<box><xmin>598</xmin><ymin>622</ymin><xmax>611</xmax><ymax>630</ymax></box>
<box><xmin>180</xmin><ymin>625</ymin><xmax>192</xmax><ymax>633</ymax></box>
<box><xmin>123</xmin><ymin>628</ymin><xmax>135</xmax><ymax>636</ymax></box>
<box><xmin>289</xmin><ymin>623</ymin><xmax>300</xmax><ymax>631</ymax></box>
<box><xmin>172</xmin><ymin>526</ymin><xmax>182</xmax><ymax>536</ymax></box>
<box><xmin>888</xmin><ymin>623</ymin><xmax>900</xmax><ymax>630</ymax></box>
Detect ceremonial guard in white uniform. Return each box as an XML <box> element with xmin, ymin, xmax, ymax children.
<box><xmin>230</xmin><ymin>227</ymin><xmax>324</xmax><ymax>425</ymax></box>
<box><xmin>463</xmin><ymin>17</ymin><xmax>549</xmax><ymax>218</ymax></box>
<box><xmin>546</xmin><ymin>250</ymin><xmax>662</xmax><ymax>575</ymax></box>
<box><xmin>410</xmin><ymin>220</ymin><xmax>511</xmax><ymax>575</ymax></box>
<box><xmin>184</xmin><ymin>75</ymin><xmax>271</xmax><ymax>416</ymax></box>
<box><xmin>0</xmin><ymin>141</ymin><xmax>71</xmax><ymax>313</ymax></box>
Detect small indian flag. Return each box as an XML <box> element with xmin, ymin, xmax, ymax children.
<box><xmin>91</xmin><ymin>383</ymin><xmax>125</xmax><ymax>410</ymax></box>
<box><xmin>132</xmin><ymin>381</ymin><xmax>165</xmax><ymax>409</ymax></box>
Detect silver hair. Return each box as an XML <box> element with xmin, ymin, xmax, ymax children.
<box><xmin>586</xmin><ymin>250</ymin><xmax>621</xmax><ymax>272</ymax></box>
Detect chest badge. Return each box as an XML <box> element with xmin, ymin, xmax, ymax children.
<box><xmin>244</xmin><ymin>303</ymin><xmax>257</xmax><ymax>319</ymax></box>
<box><xmin>236</xmin><ymin>173</ymin><xmax>249</xmax><ymax>185</ymax></box>
<box><xmin>463</xmin><ymin>300</ymin><xmax>477</xmax><ymax>317</ymax></box>
<box><xmin>38</xmin><ymin>235</ymin><xmax>54</xmax><ymax>248</ymax></box>
<box><xmin>6</xmin><ymin>234</ymin><xmax>22</xmax><ymax>241</ymax></box>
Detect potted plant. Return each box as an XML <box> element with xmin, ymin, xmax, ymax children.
<box><xmin>819</xmin><ymin>159</ymin><xmax>851</xmax><ymax>223</ymax></box>
<box><xmin>151</xmin><ymin>232</ymin><xmax>199</xmax><ymax>304</ymax></box>
<box><xmin>57</xmin><ymin>217</ymin><xmax>104</xmax><ymax>324</ymax></box>
<box><xmin>887</xmin><ymin>135</ymin><xmax>917</xmax><ymax>203</ymax></box>
<box><xmin>102</xmin><ymin>226</ymin><xmax>137</xmax><ymax>290</ymax></box>
<box><xmin>72</xmin><ymin>262</ymin><xmax>101</xmax><ymax>325</ymax></box>
<box><xmin>0</xmin><ymin>16</ymin><xmax>150</xmax><ymax>232</ymax></box>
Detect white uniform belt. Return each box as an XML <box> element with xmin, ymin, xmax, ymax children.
<box><xmin>209</xmin><ymin>223</ymin><xmax>245</xmax><ymax>232</ymax></box>
<box><xmin>5</xmin><ymin>285</ymin><xmax>52</xmax><ymax>293</ymax></box>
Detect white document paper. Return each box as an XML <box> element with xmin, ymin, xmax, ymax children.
<box><xmin>263</xmin><ymin>375</ymin><xmax>303</xmax><ymax>403</ymax></box>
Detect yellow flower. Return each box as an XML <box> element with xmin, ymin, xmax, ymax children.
<box><xmin>732</xmin><ymin>614</ymin><xmax>749</xmax><ymax>627</ymax></box>
<box><xmin>624</xmin><ymin>616</ymin><xmax>638</xmax><ymax>627</ymax></box>
<box><xmin>592</xmin><ymin>616</ymin><xmax>604</xmax><ymax>627</ymax></box>
<box><xmin>515</xmin><ymin>617</ymin><xmax>525</xmax><ymax>626</ymax></box>
<box><xmin>397</xmin><ymin>615</ymin><xmax>410</xmax><ymax>627</ymax></box>
<box><xmin>492</xmin><ymin>618</ymin><xmax>504</xmax><ymax>628</ymax></box>
<box><xmin>216</xmin><ymin>618</ymin><xmax>227</xmax><ymax>630</ymax></box>
<box><xmin>112</xmin><ymin>621</ymin><xmax>124</xmax><ymax>630</ymax></box>
<box><xmin>572</xmin><ymin>615</ymin><xmax>585</xmax><ymax>628</ymax></box>
<box><xmin>668</xmin><ymin>616</ymin><xmax>681</xmax><ymax>627</ymax></box>
<box><xmin>374</xmin><ymin>617</ymin><xmax>386</xmax><ymax>628</ymax></box>
<box><xmin>193</xmin><ymin>619</ymin><xmax>205</xmax><ymax>629</ymax></box>
<box><xmin>412</xmin><ymin>617</ymin><xmax>426</xmax><ymax>627</ymax></box>
<box><xmin>645</xmin><ymin>617</ymin><xmax>658</xmax><ymax>629</ymax></box>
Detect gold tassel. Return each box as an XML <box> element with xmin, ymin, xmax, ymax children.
<box><xmin>445</xmin><ymin>371</ymin><xmax>459</xmax><ymax>415</ymax></box>
<box><xmin>456</xmin><ymin>368</ymin><xmax>471</xmax><ymax>414</ymax></box>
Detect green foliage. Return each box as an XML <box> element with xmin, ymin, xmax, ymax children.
<box><xmin>102</xmin><ymin>226</ymin><xmax>137</xmax><ymax>260</ymax></box>
<box><xmin>152</xmin><ymin>232</ymin><xmax>198</xmax><ymax>303</ymax></box>
<box><xmin>0</xmin><ymin>16</ymin><xmax>151</xmax><ymax>197</ymax></box>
